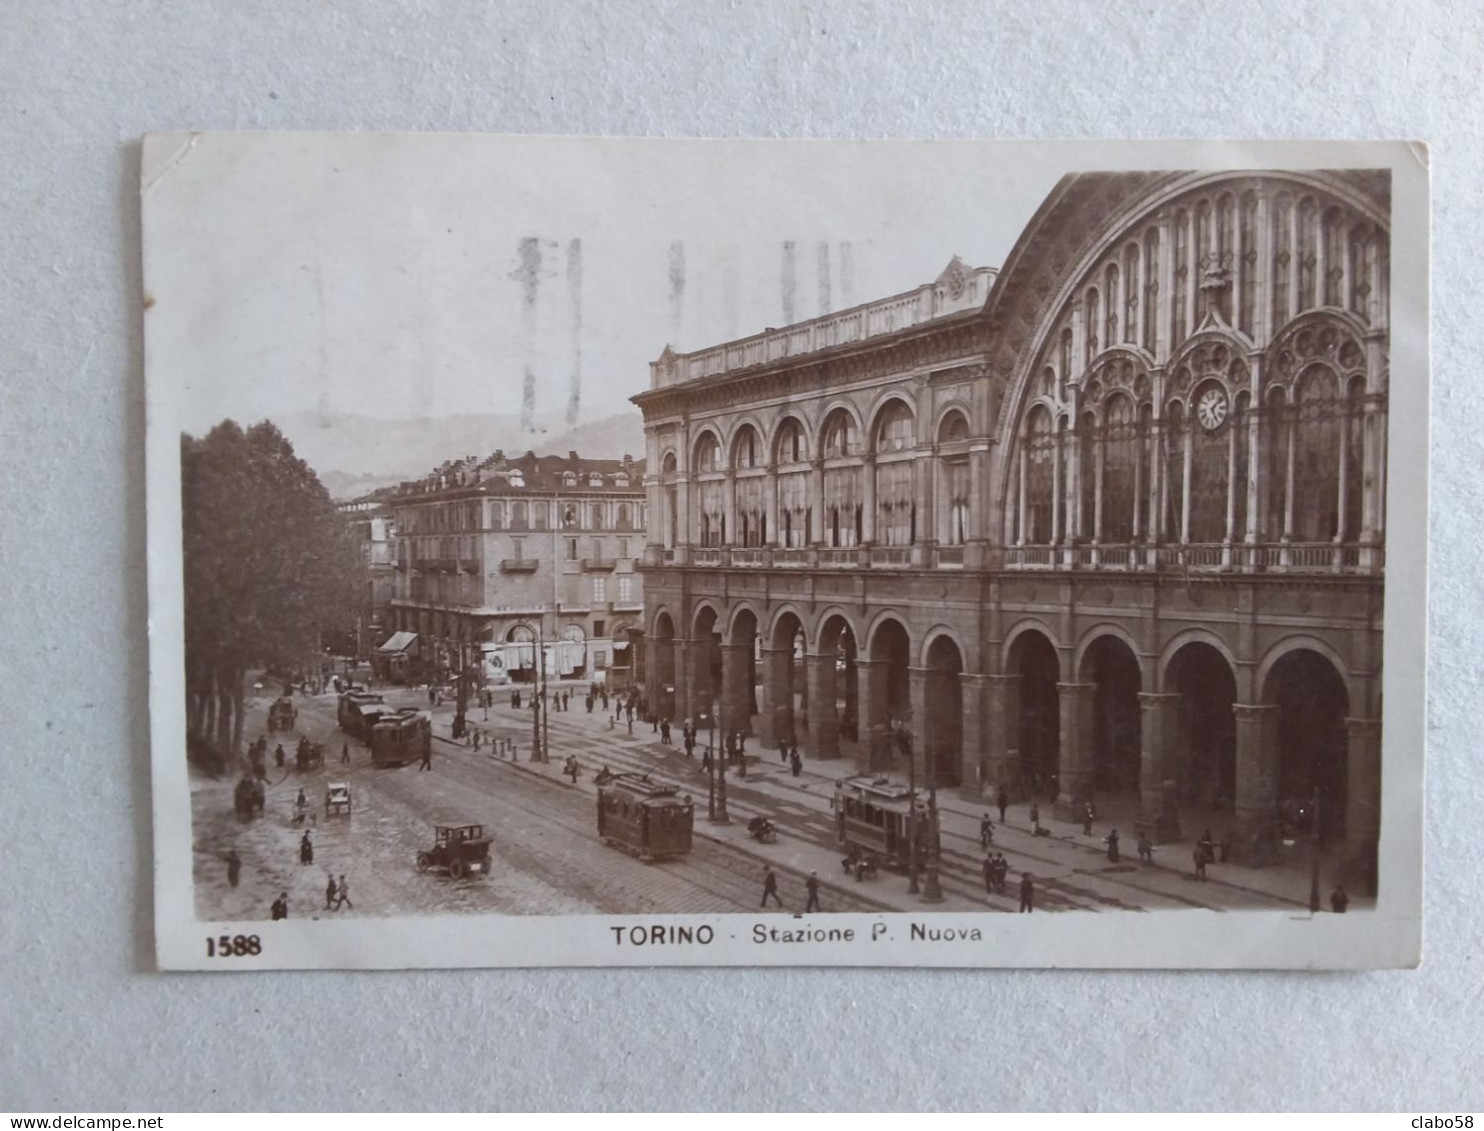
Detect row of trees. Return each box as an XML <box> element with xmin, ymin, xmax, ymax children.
<box><xmin>183</xmin><ymin>420</ymin><xmax>364</xmax><ymax>767</ymax></box>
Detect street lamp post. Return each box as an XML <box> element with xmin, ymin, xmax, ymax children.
<box><xmin>1308</xmin><ymin>786</ymin><xmax>1322</xmax><ymax>914</ymax></box>
<box><xmin>895</xmin><ymin>721</ymin><xmax>920</xmax><ymax>896</ymax></box>
<box><xmin>710</xmin><ymin>698</ymin><xmax>730</xmax><ymax>825</ymax></box>
<box><xmin>920</xmin><ymin>741</ymin><xmax>944</xmax><ymax>904</ymax></box>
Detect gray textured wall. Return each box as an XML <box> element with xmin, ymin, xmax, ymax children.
<box><xmin>1</xmin><ymin>0</ymin><xmax>1477</xmax><ymax>1112</ymax></box>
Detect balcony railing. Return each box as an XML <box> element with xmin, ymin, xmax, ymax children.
<box><xmin>870</xmin><ymin>546</ymin><xmax>912</xmax><ymax>567</ymax></box>
<box><xmin>935</xmin><ymin>545</ymin><xmax>965</xmax><ymax>568</ymax></box>
<box><xmin>773</xmin><ymin>547</ymin><xmax>812</xmax><ymax>567</ymax></box>
<box><xmin>459</xmin><ymin>558</ymin><xmax>481</xmax><ymax>574</ymax></box>
<box><xmin>692</xmin><ymin>548</ymin><xmax>723</xmax><ymax>565</ymax></box>
<box><xmin>582</xmin><ymin>557</ymin><xmax>618</xmax><ymax>571</ymax></box>
<box><xmin>730</xmin><ymin>547</ymin><xmax>765</xmax><ymax>567</ymax></box>
<box><xmin>1004</xmin><ymin>541</ymin><xmax>1382</xmax><ymax>575</ymax></box>
<box><xmin>818</xmin><ymin>547</ymin><xmax>858</xmax><ymax>567</ymax></box>
<box><xmin>499</xmin><ymin>559</ymin><xmax>540</xmax><ymax>574</ymax></box>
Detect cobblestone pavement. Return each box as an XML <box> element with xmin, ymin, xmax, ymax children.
<box><xmin>192</xmin><ymin>680</ymin><xmax>1312</xmax><ymax>919</ymax></box>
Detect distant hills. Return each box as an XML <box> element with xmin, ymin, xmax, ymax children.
<box><xmin>270</xmin><ymin>410</ymin><xmax>647</xmax><ymax>499</ymax></box>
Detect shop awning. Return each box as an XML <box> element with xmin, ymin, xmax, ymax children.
<box><xmin>378</xmin><ymin>631</ymin><xmax>419</xmax><ymax>653</ymax></box>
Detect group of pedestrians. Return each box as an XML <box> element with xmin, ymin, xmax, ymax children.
<box><xmin>760</xmin><ymin>865</ymin><xmax>823</xmax><ymax>913</ymax></box>
<box><xmin>323</xmin><ymin>873</ymin><xmax>354</xmax><ymax>912</ymax></box>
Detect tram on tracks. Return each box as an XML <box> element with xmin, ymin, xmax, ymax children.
<box><xmin>832</xmin><ymin>774</ymin><xmax>937</xmax><ymax>870</ymax></box>
<box><xmin>370</xmin><ymin>708</ymin><xmax>431</xmax><ymax>767</ymax></box>
<box><xmin>337</xmin><ymin>690</ymin><xmax>387</xmax><ymax>741</ymax></box>
<box><xmin>596</xmin><ymin>773</ymin><xmax>695</xmax><ymax>861</ymax></box>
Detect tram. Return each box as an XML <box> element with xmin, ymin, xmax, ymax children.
<box><xmin>596</xmin><ymin>773</ymin><xmax>695</xmax><ymax>861</ymax></box>
<box><xmin>370</xmin><ymin>708</ymin><xmax>432</xmax><ymax>767</ymax></box>
<box><xmin>337</xmin><ymin>690</ymin><xmax>387</xmax><ymax>740</ymax></box>
<box><xmin>833</xmin><ymin>774</ymin><xmax>936</xmax><ymax>870</ymax></box>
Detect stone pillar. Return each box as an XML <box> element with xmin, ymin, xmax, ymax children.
<box><xmin>908</xmin><ymin>666</ymin><xmax>932</xmax><ymax>785</ymax></box>
<box><xmin>804</xmin><ymin>651</ymin><xmax>840</xmax><ymax>761</ymax></box>
<box><xmin>763</xmin><ymin>465</ymin><xmax>778</xmax><ymax>547</ymax></box>
<box><xmin>1135</xmin><ymin>692</ymin><xmax>1183</xmax><ymax>843</ymax></box>
<box><xmin>855</xmin><ymin>658</ymin><xmax>890</xmax><ymax>772</ymax></box>
<box><xmin>720</xmin><ymin>642</ymin><xmax>752</xmax><ymax>738</ymax></box>
<box><xmin>1231</xmin><ymin>702</ymin><xmax>1280</xmax><ymax>865</ymax></box>
<box><xmin>959</xmin><ymin>673</ymin><xmax>992</xmax><ymax>800</ymax></box>
<box><xmin>862</xmin><ymin>456</ymin><xmax>877</xmax><ymax>544</ymax></box>
<box><xmin>671</xmin><ymin>637</ymin><xmax>693</xmax><ymax>724</ymax></box>
<box><xmin>1053</xmin><ymin>682</ymin><xmax>1096</xmax><ymax>820</ymax></box>
<box><xmin>984</xmin><ymin>673</ymin><xmax>1021</xmax><ymax>799</ymax></box>
<box><xmin>1345</xmin><ymin>716</ymin><xmax>1381</xmax><ymax>896</ymax></box>
<box><xmin>758</xmin><ymin>645</ymin><xmax>793</xmax><ymax>749</ymax></box>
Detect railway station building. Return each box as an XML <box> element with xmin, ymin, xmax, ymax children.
<box><xmin>632</xmin><ymin>170</ymin><xmax>1390</xmax><ymax>875</ymax></box>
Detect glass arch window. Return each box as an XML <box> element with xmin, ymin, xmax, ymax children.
<box><xmin>874</xmin><ymin>401</ymin><xmax>914</xmax><ymax>453</ymax></box>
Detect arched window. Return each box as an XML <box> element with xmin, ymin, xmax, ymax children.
<box><xmin>1272</xmin><ymin>194</ymin><xmax>1293</xmax><ymax>327</ymax></box>
<box><xmin>1123</xmin><ymin>243</ymin><xmax>1140</xmax><ymax>344</ymax></box>
<box><xmin>822</xmin><ymin>411</ymin><xmax>857</xmax><ymax>459</ymax></box>
<box><xmin>733</xmin><ymin>425</ymin><xmax>762</xmax><ymax>469</ymax></box>
<box><xmin>1059</xmin><ymin>327</ymin><xmax>1074</xmax><ymax>382</ymax></box>
<box><xmin>1143</xmin><ymin>228</ymin><xmax>1160</xmax><ymax>354</ymax></box>
<box><xmin>532</xmin><ymin>501</ymin><xmax>548</xmax><ymax>531</ymax></box>
<box><xmin>1293</xmin><ymin>364</ymin><xmax>1343</xmax><ymax>541</ymax></box>
<box><xmin>562</xmin><ymin>503</ymin><xmax>579</xmax><ymax>529</ymax></box>
<box><xmin>1022</xmin><ymin>406</ymin><xmax>1055</xmax><ymax>544</ymax></box>
<box><xmin>775</xmin><ymin>417</ymin><xmax>806</xmax><ymax>464</ymax></box>
<box><xmin>1104</xmin><ymin>264</ymin><xmax>1120</xmax><ymax>346</ymax></box>
<box><xmin>616</xmin><ymin>503</ymin><xmax>632</xmax><ymax>529</ymax></box>
<box><xmin>1239</xmin><ymin>193</ymin><xmax>1259</xmax><ymax>336</ymax></box>
<box><xmin>938</xmin><ymin>411</ymin><xmax>971</xmax><ymax>546</ymax></box>
<box><xmin>489</xmin><ymin>501</ymin><xmax>505</xmax><ymax>531</ymax></box>
<box><xmin>589</xmin><ymin>503</ymin><xmax>604</xmax><ymax>529</ymax></box>
<box><xmin>1297</xmin><ymin>197</ymin><xmax>1319</xmax><ymax>312</ymax></box>
<box><xmin>661</xmin><ymin>451</ymin><xmax>678</xmax><ymax>476</ymax></box>
<box><xmin>874</xmin><ymin>401</ymin><xmax>914</xmax><ymax>453</ymax></box>
<box><xmin>1102</xmin><ymin>394</ymin><xmax>1139</xmax><ymax>543</ymax></box>
<box><xmin>1084</xmin><ymin>287</ymin><xmax>1101</xmax><ymax>362</ymax></box>
<box><xmin>694</xmin><ymin>432</ymin><xmax>722</xmax><ymax>473</ymax></box>
<box><xmin>1172</xmin><ymin>210</ymin><xmax>1189</xmax><ymax>343</ymax></box>
<box><xmin>510</xmin><ymin>500</ymin><xmax>528</xmax><ymax>530</ymax></box>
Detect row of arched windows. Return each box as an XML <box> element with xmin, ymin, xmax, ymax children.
<box><xmin>659</xmin><ymin>404</ymin><xmax>976</xmax><ymax>552</ymax></box>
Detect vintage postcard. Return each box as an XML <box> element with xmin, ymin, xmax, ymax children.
<box><xmin>143</xmin><ymin>135</ymin><xmax>1427</xmax><ymax>970</ymax></box>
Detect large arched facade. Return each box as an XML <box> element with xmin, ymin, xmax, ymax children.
<box><xmin>637</xmin><ymin>177</ymin><xmax>1385</xmax><ymax>886</ymax></box>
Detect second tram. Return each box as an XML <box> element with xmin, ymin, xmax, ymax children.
<box><xmin>597</xmin><ymin>773</ymin><xmax>694</xmax><ymax>861</ymax></box>
<box><xmin>833</xmin><ymin>774</ymin><xmax>937</xmax><ymax>870</ymax></box>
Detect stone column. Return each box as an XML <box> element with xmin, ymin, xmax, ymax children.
<box><xmin>671</xmin><ymin>637</ymin><xmax>693</xmax><ymax>724</ymax></box>
<box><xmin>984</xmin><ymin>673</ymin><xmax>1021</xmax><ymax>799</ymax></box>
<box><xmin>720</xmin><ymin>642</ymin><xmax>752</xmax><ymax>739</ymax></box>
<box><xmin>809</xmin><ymin>459</ymin><xmax>825</xmax><ymax>546</ymax></box>
<box><xmin>804</xmin><ymin>651</ymin><xmax>840</xmax><ymax>761</ymax></box>
<box><xmin>1345</xmin><ymin>716</ymin><xmax>1382</xmax><ymax>896</ymax></box>
<box><xmin>862</xmin><ymin>455</ymin><xmax>877</xmax><ymax>545</ymax></box>
<box><xmin>959</xmin><ymin>672</ymin><xmax>992</xmax><ymax>800</ymax></box>
<box><xmin>855</xmin><ymin>658</ymin><xmax>890</xmax><ymax>772</ymax></box>
<box><xmin>763</xmin><ymin>465</ymin><xmax>779</xmax><ymax>547</ymax></box>
<box><xmin>1135</xmin><ymin>692</ymin><xmax>1183</xmax><ymax>843</ymax></box>
<box><xmin>1231</xmin><ymin>702</ymin><xmax>1280</xmax><ymax>865</ymax></box>
<box><xmin>1053</xmin><ymin>682</ymin><xmax>1097</xmax><ymax>820</ymax></box>
<box><xmin>758</xmin><ymin>645</ymin><xmax>793</xmax><ymax>749</ymax></box>
<box><xmin>908</xmin><ymin>666</ymin><xmax>932</xmax><ymax>785</ymax></box>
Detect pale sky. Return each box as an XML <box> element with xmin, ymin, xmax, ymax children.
<box><xmin>143</xmin><ymin>134</ymin><xmax>1078</xmax><ymax>436</ymax></box>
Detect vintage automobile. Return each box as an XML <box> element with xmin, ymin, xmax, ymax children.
<box><xmin>267</xmin><ymin>696</ymin><xmax>298</xmax><ymax>733</ymax></box>
<box><xmin>324</xmin><ymin>782</ymin><xmax>352</xmax><ymax>818</ymax></box>
<box><xmin>416</xmin><ymin>823</ymin><xmax>492</xmax><ymax>879</ymax></box>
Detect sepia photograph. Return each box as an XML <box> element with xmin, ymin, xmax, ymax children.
<box><xmin>142</xmin><ymin>134</ymin><xmax>1426</xmax><ymax>969</ymax></box>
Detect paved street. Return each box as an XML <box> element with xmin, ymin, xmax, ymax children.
<box><xmin>193</xmin><ymin>677</ymin><xmax>1329</xmax><ymax>921</ymax></box>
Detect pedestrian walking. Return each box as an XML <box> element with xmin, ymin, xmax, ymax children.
<box><xmin>995</xmin><ymin>854</ymin><xmax>1008</xmax><ymax>894</ymax></box>
<box><xmin>585</xmin><ymin>695</ymin><xmax>593</xmax><ymax>713</ymax></box>
<box><xmin>1137</xmin><ymin>831</ymin><xmax>1153</xmax><ymax>865</ymax></box>
<box><xmin>979</xmin><ymin>814</ymin><xmax>995</xmax><ymax>848</ymax></box>
<box><xmin>428</xmin><ymin>687</ymin><xmax>436</xmax><ymax>707</ymax></box>
<box><xmin>299</xmin><ymin>831</ymin><xmax>313</xmax><ymax>866</ymax></box>
<box><xmin>1083</xmin><ymin>803</ymin><xmax>1095</xmax><ymax>837</ymax></box>
<box><xmin>982</xmin><ymin>854</ymin><xmax>995</xmax><ymax>895</ymax></box>
<box><xmin>761</xmin><ymin>865</ymin><xmax>783</xmax><ymax>909</ymax></box>
<box><xmin>565</xmin><ymin>756</ymin><xmax>580</xmax><ymax>784</ymax></box>
<box><xmin>270</xmin><ymin>893</ymin><xmax>288</xmax><ymax>921</ymax></box>
<box><xmin>226</xmin><ymin>848</ymin><xmax>241</xmax><ymax>888</ymax></box>
<box><xmin>790</xmin><ymin>751</ymin><xmax>802</xmax><ymax>777</ymax></box>
<box><xmin>1105</xmin><ymin>828</ymin><xmax>1120</xmax><ymax>864</ymax></box>
<box><xmin>1019</xmin><ymin>873</ymin><xmax>1035</xmax><ymax>913</ymax></box>
<box><xmin>419</xmin><ymin>743</ymin><xmax>432</xmax><ymax>771</ymax></box>
<box><xmin>660</xmin><ymin>719</ymin><xmax>671</xmax><ymax>744</ymax></box>
<box><xmin>341</xmin><ymin>741</ymin><xmax>350</xmax><ymax>765</ymax></box>
<box><xmin>1193</xmin><ymin>845</ymin><xmax>1207</xmax><ymax>880</ymax></box>
<box><xmin>335</xmin><ymin>874</ymin><xmax>353</xmax><ymax>911</ymax></box>
<box><xmin>1029</xmin><ymin>802</ymin><xmax>1041</xmax><ymax>833</ymax></box>
<box><xmin>274</xmin><ymin>743</ymin><xmax>285</xmax><ymax>769</ymax></box>
<box><xmin>1330</xmin><ymin>885</ymin><xmax>1349</xmax><ymax>913</ymax></box>
<box><xmin>1198</xmin><ymin>828</ymin><xmax>1215</xmax><ymax>867</ymax></box>
<box><xmin>325</xmin><ymin>875</ymin><xmax>338</xmax><ymax>911</ymax></box>
<box><xmin>805</xmin><ymin>872</ymin><xmax>822</xmax><ymax>913</ymax></box>
<box><xmin>780</xmin><ymin>740</ymin><xmax>789</xmax><ymax>764</ymax></box>
<box><xmin>996</xmin><ymin>786</ymin><xmax>1009</xmax><ymax>823</ymax></box>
